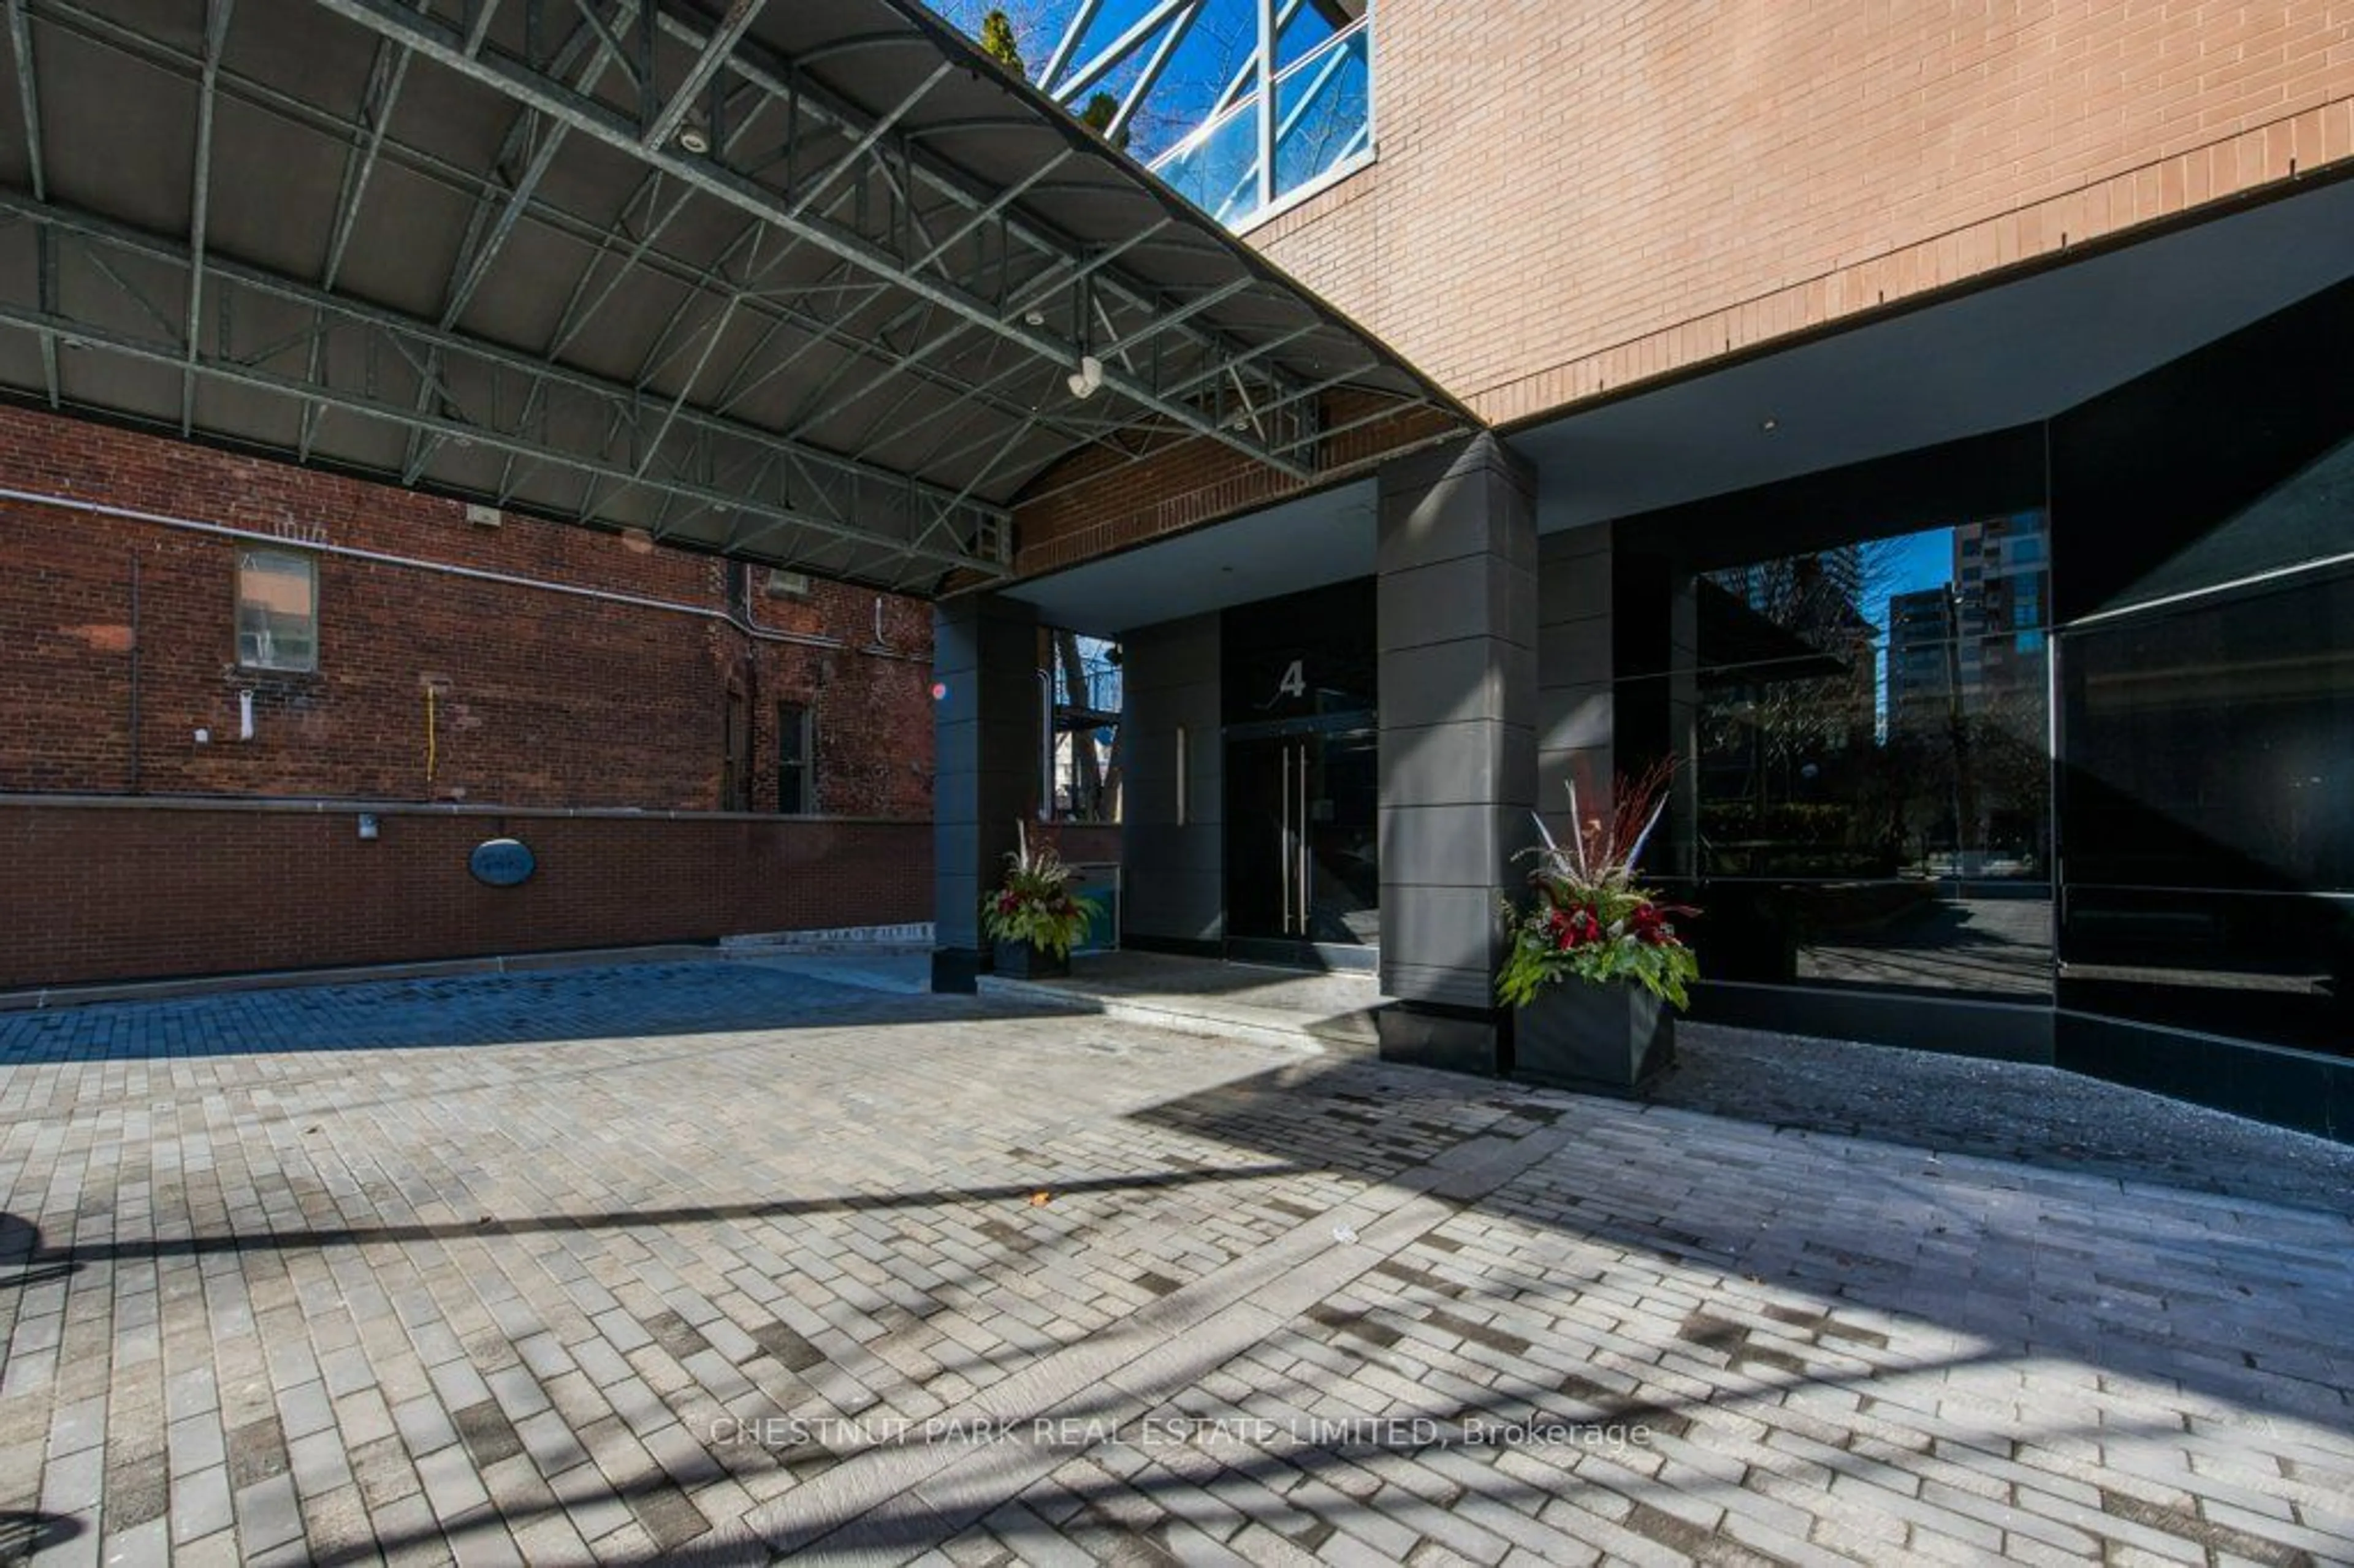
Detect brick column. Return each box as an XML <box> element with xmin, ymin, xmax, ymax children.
<box><xmin>1374</xmin><ymin>433</ymin><xmax>1538</xmax><ymax>1071</ymax></box>
<box><xmin>931</xmin><ymin>593</ymin><xmax>1039</xmax><ymax>992</ymax></box>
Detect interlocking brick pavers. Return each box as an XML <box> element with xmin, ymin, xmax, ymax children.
<box><xmin>2</xmin><ymin>961</ymin><xmax>2352</xmax><ymax>1564</ymax></box>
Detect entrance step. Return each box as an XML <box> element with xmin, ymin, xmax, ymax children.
<box><xmin>977</xmin><ymin>951</ymin><xmax>1388</xmax><ymax>1054</ymax></box>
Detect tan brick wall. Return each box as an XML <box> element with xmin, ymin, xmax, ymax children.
<box><xmin>1250</xmin><ymin>0</ymin><xmax>2354</xmax><ymax>425</ymax></box>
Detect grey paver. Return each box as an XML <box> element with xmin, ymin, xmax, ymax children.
<box><xmin>1</xmin><ymin>959</ymin><xmax>2349</xmax><ymax>1564</ymax></box>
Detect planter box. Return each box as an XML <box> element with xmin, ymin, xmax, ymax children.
<box><xmin>991</xmin><ymin>938</ymin><xmax>1070</xmax><ymax>980</ymax></box>
<box><xmin>1513</xmin><ymin>981</ymin><xmax>1675</xmax><ymax>1095</ymax></box>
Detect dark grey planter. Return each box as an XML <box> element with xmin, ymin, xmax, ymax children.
<box><xmin>991</xmin><ymin>938</ymin><xmax>1070</xmax><ymax>980</ymax></box>
<box><xmin>1512</xmin><ymin>981</ymin><xmax>1675</xmax><ymax>1095</ymax></box>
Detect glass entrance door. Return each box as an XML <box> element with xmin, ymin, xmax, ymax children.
<box><xmin>1225</xmin><ymin>720</ymin><xmax>1379</xmax><ymax>951</ymax></box>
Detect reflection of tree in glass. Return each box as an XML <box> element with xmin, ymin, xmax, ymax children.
<box><xmin>1701</xmin><ymin>541</ymin><xmax>1913</xmax><ymax>877</ymax></box>
<box><xmin>934</xmin><ymin>1</ymin><xmax>1368</xmax><ymax>201</ymax></box>
<box><xmin>1270</xmin><ymin>35</ymin><xmax>1370</xmax><ymax>196</ymax></box>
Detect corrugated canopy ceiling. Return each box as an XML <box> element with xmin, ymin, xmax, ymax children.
<box><xmin>0</xmin><ymin>0</ymin><xmax>1464</xmax><ymax>590</ymax></box>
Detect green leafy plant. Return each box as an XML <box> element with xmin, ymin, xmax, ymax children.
<box><xmin>982</xmin><ymin>821</ymin><xmax>1099</xmax><ymax>959</ymax></box>
<box><xmin>978</xmin><ymin>9</ymin><xmax>1026</xmax><ymax>77</ymax></box>
<box><xmin>1497</xmin><ymin>760</ymin><xmax>1701</xmax><ymax>1010</ymax></box>
<box><xmin>1078</xmin><ymin>91</ymin><xmax>1133</xmax><ymax>151</ymax></box>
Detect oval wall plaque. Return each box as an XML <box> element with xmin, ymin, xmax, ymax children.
<box><xmin>468</xmin><ymin>837</ymin><xmax>536</xmax><ymax>887</ymax></box>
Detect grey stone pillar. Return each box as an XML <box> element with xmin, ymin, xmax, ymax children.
<box><xmin>932</xmin><ymin>593</ymin><xmax>1039</xmax><ymax>991</ymax></box>
<box><xmin>1374</xmin><ymin>433</ymin><xmax>1537</xmax><ymax>1071</ymax></box>
<box><xmin>1120</xmin><ymin>613</ymin><xmax>1224</xmax><ymax>951</ymax></box>
<box><xmin>1537</xmin><ymin>523</ymin><xmax>1615</xmax><ymax>839</ymax></box>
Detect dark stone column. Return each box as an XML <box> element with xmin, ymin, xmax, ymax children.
<box><xmin>1537</xmin><ymin>523</ymin><xmax>1615</xmax><ymax>839</ymax></box>
<box><xmin>1374</xmin><ymin>433</ymin><xmax>1538</xmax><ymax>1071</ymax></box>
<box><xmin>932</xmin><ymin>593</ymin><xmax>1039</xmax><ymax>992</ymax></box>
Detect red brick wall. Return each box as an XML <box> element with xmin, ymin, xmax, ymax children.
<box><xmin>1251</xmin><ymin>1</ymin><xmax>2354</xmax><ymax>426</ymax></box>
<box><xmin>0</xmin><ymin>801</ymin><xmax>930</xmax><ymax>989</ymax></box>
<box><xmin>0</xmin><ymin>405</ymin><xmax>936</xmax><ymax>815</ymax></box>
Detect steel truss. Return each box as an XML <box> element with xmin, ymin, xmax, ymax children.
<box><xmin>0</xmin><ymin>0</ymin><xmax>1426</xmax><ymax>590</ymax></box>
<box><xmin>0</xmin><ymin>195</ymin><xmax>1008</xmax><ymax>585</ymax></box>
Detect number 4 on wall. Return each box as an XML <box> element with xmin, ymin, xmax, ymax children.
<box><xmin>1276</xmin><ymin>659</ymin><xmax>1306</xmax><ymax>699</ymax></box>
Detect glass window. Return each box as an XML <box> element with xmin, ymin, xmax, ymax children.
<box><xmin>2060</xmin><ymin>567</ymin><xmax>2354</xmax><ymax>1053</ymax></box>
<box><xmin>1133</xmin><ymin>2</ymin><xmax>1373</xmax><ymax>229</ymax></box>
<box><xmin>777</xmin><ymin>702</ymin><xmax>814</xmax><ymax>815</ymax></box>
<box><xmin>2044</xmin><ymin>280</ymin><xmax>2354</xmax><ymax>1056</ymax></box>
<box><xmin>1273</xmin><ymin>26</ymin><xmax>1373</xmax><ymax>202</ymax></box>
<box><xmin>1653</xmin><ymin>511</ymin><xmax>2054</xmax><ymax>999</ymax></box>
<box><xmin>235</xmin><ymin>549</ymin><xmax>318</xmax><ymax>672</ymax></box>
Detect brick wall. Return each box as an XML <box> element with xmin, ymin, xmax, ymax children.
<box><xmin>0</xmin><ymin>405</ymin><xmax>946</xmax><ymax>985</ymax></box>
<box><xmin>1250</xmin><ymin>0</ymin><xmax>2354</xmax><ymax>426</ymax></box>
<box><xmin>1009</xmin><ymin>394</ymin><xmax>1460</xmax><ymax>578</ymax></box>
<box><xmin>0</xmin><ymin>800</ymin><xmax>930</xmax><ymax>989</ymax></box>
<box><xmin>0</xmin><ymin>405</ymin><xmax>935</xmax><ymax>815</ymax></box>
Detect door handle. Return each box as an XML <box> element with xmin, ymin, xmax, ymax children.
<box><xmin>1280</xmin><ymin>742</ymin><xmax>1292</xmax><ymax>934</ymax></box>
<box><xmin>1302</xmin><ymin>744</ymin><xmax>1312</xmax><ymax>936</ymax></box>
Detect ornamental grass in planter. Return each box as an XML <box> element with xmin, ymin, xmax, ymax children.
<box><xmin>1498</xmin><ymin>761</ymin><xmax>1699</xmax><ymax>1095</ymax></box>
<box><xmin>981</xmin><ymin>821</ymin><xmax>1099</xmax><ymax>980</ymax></box>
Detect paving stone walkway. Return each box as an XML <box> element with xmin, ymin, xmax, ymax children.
<box><xmin>1</xmin><ymin>961</ymin><xmax>2350</xmax><ymax>1566</ymax></box>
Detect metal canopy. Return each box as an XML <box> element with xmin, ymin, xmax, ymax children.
<box><xmin>0</xmin><ymin>0</ymin><xmax>1460</xmax><ymax>591</ymax></box>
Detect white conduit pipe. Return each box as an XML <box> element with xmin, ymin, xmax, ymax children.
<box><xmin>0</xmin><ymin>484</ymin><xmax>932</xmax><ymax>661</ymax></box>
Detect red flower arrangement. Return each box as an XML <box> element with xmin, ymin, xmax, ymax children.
<box><xmin>1497</xmin><ymin>760</ymin><xmax>1701</xmax><ymax>1009</ymax></box>
<box><xmin>980</xmin><ymin>821</ymin><xmax>1099</xmax><ymax>959</ymax></box>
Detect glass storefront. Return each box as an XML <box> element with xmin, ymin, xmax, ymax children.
<box><xmin>1601</xmin><ymin>275</ymin><xmax>2354</xmax><ymax>1069</ymax></box>
<box><xmin>2060</xmin><ymin>561</ymin><xmax>2354</xmax><ymax>1052</ymax></box>
<box><xmin>1626</xmin><ymin>512</ymin><xmax>2055</xmax><ymax>1001</ymax></box>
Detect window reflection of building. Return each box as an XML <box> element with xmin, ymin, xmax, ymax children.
<box><xmin>1678</xmin><ymin>511</ymin><xmax>2055</xmax><ymax>1001</ymax></box>
<box><xmin>1885</xmin><ymin>588</ymin><xmax>1954</xmax><ymax>738</ymax></box>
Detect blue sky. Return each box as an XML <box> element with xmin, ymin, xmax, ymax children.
<box><xmin>1874</xmin><ymin>528</ymin><xmax>1956</xmax><ymax>632</ymax></box>
<box><xmin>928</xmin><ymin>0</ymin><xmax>1345</xmax><ymax>165</ymax></box>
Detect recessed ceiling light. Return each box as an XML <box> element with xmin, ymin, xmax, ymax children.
<box><xmin>1760</xmin><ymin>417</ymin><xmax>1780</xmax><ymax>433</ymax></box>
<box><xmin>1024</xmin><ymin>310</ymin><xmax>1046</xmax><ymax>327</ymax></box>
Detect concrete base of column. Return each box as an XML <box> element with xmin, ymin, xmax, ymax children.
<box><xmin>929</xmin><ymin>947</ymin><xmax>981</xmax><ymax>994</ymax></box>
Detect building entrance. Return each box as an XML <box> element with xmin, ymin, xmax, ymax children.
<box><xmin>1225</xmin><ymin>717</ymin><xmax>1379</xmax><ymax>957</ymax></box>
<box><xmin>1221</xmin><ymin>578</ymin><xmax>1379</xmax><ymax>967</ymax></box>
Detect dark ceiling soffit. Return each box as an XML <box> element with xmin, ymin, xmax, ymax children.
<box><xmin>1489</xmin><ymin>160</ymin><xmax>2354</xmax><ymax>444</ymax></box>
